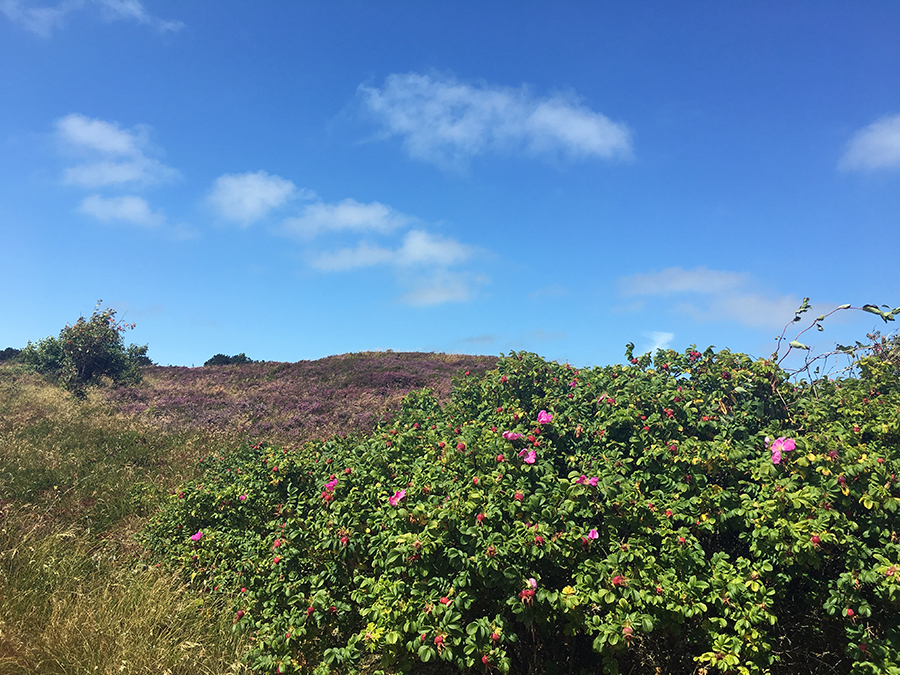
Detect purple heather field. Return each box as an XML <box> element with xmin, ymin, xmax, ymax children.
<box><xmin>106</xmin><ymin>352</ymin><xmax>498</xmax><ymax>446</ymax></box>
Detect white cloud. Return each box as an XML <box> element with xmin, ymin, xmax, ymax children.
<box><xmin>359</xmin><ymin>72</ymin><xmax>632</xmax><ymax>169</ymax></box>
<box><xmin>95</xmin><ymin>0</ymin><xmax>183</xmax><ymax>32</ymax></box>
<box><xmin>311</xmin><ymin>241</ymin><xmax>393</xmax><ymax>271</ymax></box>
<box><xmin>0</xmin><ymin>0</ymin><xmax>81</xmax><ymax>38</ymax></box>
<box><xmin>312</xmin><ymin>229</ymin><xmax>472</xmax><ymax>271</ymax></box>
<box><xmin>283</xmin><ymin>198</ymin><xmax>411</xmax><ymax>238</ymax></box>
<box><xmin>840</xmin><ymin>114</ymin><xmax>900</xmax><ymax>170</ymax></box>
<box><xmin>310</xmin><ymin>227</ymin><xmax>483</xmax><ymax>306</ymax></box>
<box><xmin>401</xmin><ymin>271</ymin><xmax>488</xmax><ymax>307</ymax></box>
<box><xmin>1</xmin><ymin>0</ymin><xmax>182</xmax><ymax>36</ymax></box>
<box><xmin>618</xmin><ymin>266</ymin><xmax>799</xmax><ymax>330</ymax></box>
<box><xmin>207</xmin><ymin>171</ymin><xmax>301</xmax><ymax>225</ymax></box>
<box><xmin>78</xmin><ymin>194</ymin><xmax>163</xmax><ymax>226</ymax></box>
<box><xmin>57</xmin><ymin>112</ymin><xmax>144</xmax><ymax>154</ymax></box>
<box><xmin>640</xmin><ymin>331</ymin><xmax>675</xmax><ymax>354</ymax></box>
<box><xmin>56</xmin><ymin>113</ymin><xmax>177</xmax><ymax>187</ymax></box>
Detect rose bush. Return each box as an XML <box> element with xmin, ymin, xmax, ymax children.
<box><xmin>145</xmin><ymin>346</ymin><xmax>900</xmax><ymax>674</ymax></box>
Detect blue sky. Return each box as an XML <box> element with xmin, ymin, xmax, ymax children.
<box><xmin>2</xmin><ymin>1</ymin><xmax>899</xmax><ymax>368</ymax></box>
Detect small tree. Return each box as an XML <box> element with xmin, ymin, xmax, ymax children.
<box><xmin>21</xmin><ymin>302</ymin><xmax>149</xmax><ymax>396</ymax></box>
<box><xmin>203</xmin><ymin>353</ymin><xmax>253</xmax><ymax>366</ymax></box>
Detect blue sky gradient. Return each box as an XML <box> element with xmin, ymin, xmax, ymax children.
<box><xmin>2</xmin><ymin>1</ymin><xmax>899</xmax><ymax>367</ymax></box>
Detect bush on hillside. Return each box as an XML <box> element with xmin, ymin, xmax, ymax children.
<box><xmin>0</xmin><ymin>347</ymin><xmax>21</xmax><ymax>362</ymax></box>
<box><xmin>146</xmin><ymin>345</ymin><xmax>900</xmax><ymax>675</ymax></box>
<box><xmin>20</xmin><ymin>302</ymin><xmax>148</xmax><ymax>397</ymax></box>
<box><xmin>204</xmin><ymin>353</ymin><xmax>254</xmax><ymax>366</ymax></box>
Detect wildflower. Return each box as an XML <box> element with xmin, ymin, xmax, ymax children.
<box><xmin>388</xmin><ymin>489</ymin><xmax>406</xmax><ymax>506</ymax></box>
<box><xmin>527</xmin><ymin>577</ymin><xmax>537</xmax><ymax>589</ymax></box>
<box><xmin>767</xmin><ymin>436</ymin><xmax>796</xmax><ymax>465</ymax></box>
<box><xmin>587</xmin><ymin>528</ymin><xmax>599</xmax><ymax>540</ymax></box>
<box><xmin>239</xmin><ymin>494</ymin><xmax>247</xmax><ymax>501</ymax></box>
<box><xmin>502</xmin><ymin>431</ymin><xmax>523</xmax><ymax>441</ymax></box>
<box><xmin>523</xmin><ymin>449</ymin><xmax>537</xmax><ymax>464</ymax></box>
<box><xmin>324</xmin><ymin>478</ymin><xmax>338</xmax><ymax>491</ymax></box>
<box><xmin>537</xmin><ymin>410</ymin><xmax>553</xmax><ymax>424</ymax></box>
<box><xmin>575</xmin><ymin>475</ymin><xmax>587</xmax><ymax>484</ymax></box>
<box><xmin>190</xmin><ymin>531</ymin><xmax>203</xmax><ymax>541</ymax></box>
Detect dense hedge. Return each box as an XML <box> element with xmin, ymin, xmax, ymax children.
<box><xmin>146</xmin><ymin>347</ymin><xmax>900</xmax><ymax>675</ymax></box>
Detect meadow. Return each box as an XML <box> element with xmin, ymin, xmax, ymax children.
<box><xmin>0</xmin><ymin>352</ymin><xmax>496</xmax><ymax>675</ymax></box>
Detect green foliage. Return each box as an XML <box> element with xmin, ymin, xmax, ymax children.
<box><xmin>0</xmin><ymin>346</ymin><xmax>21</xmax><ymax>362</ymax></box>
<box><xmin>20</xmin><ymin>302</ymin><xmax>148</xmax><ymax>396</ymax></box>
<box><xmin>146</xmin><ymin>348</ymin><xmax>900</xmax><ymax>675</ymax></box>
<box><xmin>205</xmin><ymin>353</ymin><xmax>255</xmax><ymax>366</ymax></box>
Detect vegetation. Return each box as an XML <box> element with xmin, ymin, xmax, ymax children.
<box><xmin>0</xmin><ymin>347</ymin><xmax>20</xmax><ymax>363</ymax></box>
<box><xmin>206</xmin><ymin>353</ymin><xmax>256</xmax><ymax>366</ymax></box>
<box><xmin>0</xmin><ymin>351</ymin><xmax>493</xmax><ymax>675</ymax></box>
<box><xmin>19</xmin><ymin>302</ymin><xmax>149</xmax><ymax>397</ymax></box>
<box><xmin>3</xmin><ymin>299</ymin><xmax>899</xmax><ymax>675</ymax></box>
<box><xmin>146</xmin><ymin>345</ymin><xmax>900</xmax><ymax>675</ymax></box>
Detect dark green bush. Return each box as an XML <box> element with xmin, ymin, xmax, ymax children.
<box><xmin>0</xmin><ymin>347</ymin><xmax>21</xmax><ymax>362</ymax></box>
<box><xmin>146</xmin><ymin>347</ymin><xmax>900</xmax><ymax>675</ymax></box>
<box><xmin>204</xmin><ymin>353</ymin><xmax>254</xmax><ymax>366</ymax></box>
<box><xmin>20</xmin><ymin>302</ymin><xmax>148</xmax><ymax>396</ymax></box>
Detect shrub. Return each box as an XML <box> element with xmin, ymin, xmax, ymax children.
<box><xmin>0</xmin><ymin>347</ymin><xmax>21</xmax><ymax>362</ymax></box>
<box><xmin>205</xmin><ymin>353</ymin><xmax>254</xmax><ymax>366</ymax></box>
<box><xmin>20</xmin><ymin>302</ymin><xmax>148</xmax><ymax>396</ymax></box>
<box><xmin>146</xmin><ymin>347</ymin><xmax>900</xmax><ymax>674</ymax></box>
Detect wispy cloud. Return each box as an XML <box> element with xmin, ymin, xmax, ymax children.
<box><xmin>839</xmin><ymin>114</ymin><xmax>900</xmax><ymax>171</ymax></box>
<box><xmin>618</xmin><ymin>266</ymin><xmax>799</xmax><ymax>329</ymax></box>
<box><xmin>283</xmin><ymin>199</ymin><xmax>411</xmax><ymax>238</ymax></box>
<box><xmin>56</xmin><ymin>113</ymin><xmax>178</xmax><ymax>187</ymax></box>
<box><xmin>0</xmin><ymin>0</ymin><xmax>80</xmax><ymax>38</ymax></box>
<box><xmin>78</xmin><ymin>194</ymin><xmax>163</xmax><ymax>226</ymax></box>
<box><xmin>401</xmin><ymin>270</ymin><xmax>489</xmax><ymax>307</ymax></box>
<box><xmin>310</xmin><ymin>225</ymin><xmax>485</xmax><ymax>306</ymax></box>
<box><xmin>1</xmin><ymin>0</ymin><xmax>182</xmax><ymax>37</ymax></box>
<box><xmin>207</xmin><ymin>171</ymin><xmax>304</xmax><ymax>225</ymax></box>
<box><xmin>311</xmin><ymin>229</ymin><xmax>472</xmax><ymax>271</ymax></box>
<box><xmin>95</xmin><ymin>0</ymin><xmax>183</xmax><ymax>32</ymax></box>
<box><xmin>640</xmin><ymin>330</ymin><xmax>674</xmax><ymax>354</ymax></box>
<box><xmin>358</xmin><ymin>72</ymin><xmax>633</xmax><ymax>169</ymax></box>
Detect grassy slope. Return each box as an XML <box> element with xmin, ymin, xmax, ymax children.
<box><xmin>0</xmin><ymin>352</ymin><xmax>497</xmax><ymax>675</ymax></box>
